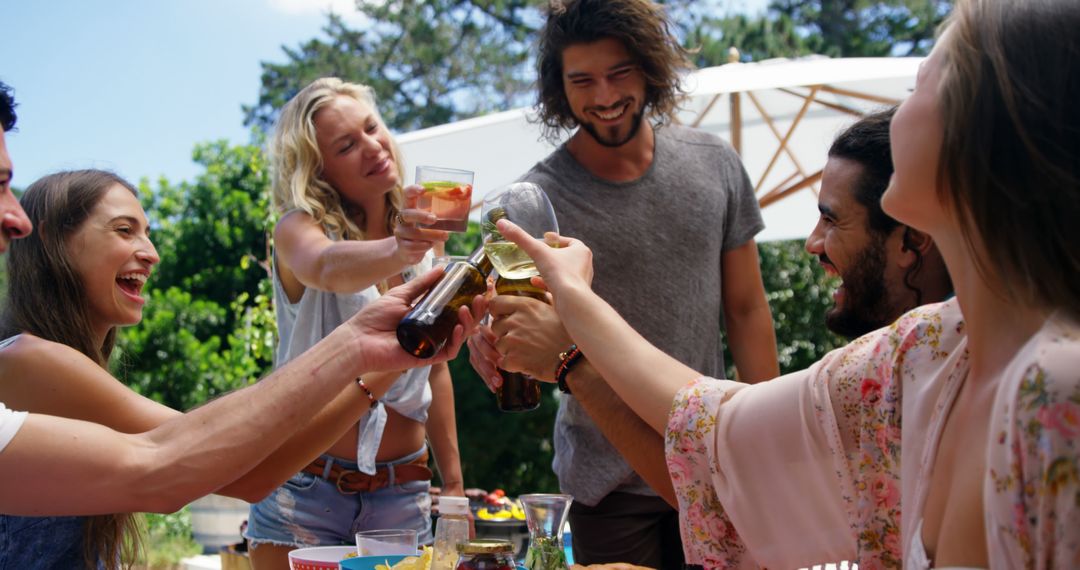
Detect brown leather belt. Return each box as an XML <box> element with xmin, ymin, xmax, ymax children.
<box><xmin>302</xmin><ymin>450</ymin><xmax>432</xmax><ymax>495</ymax></box>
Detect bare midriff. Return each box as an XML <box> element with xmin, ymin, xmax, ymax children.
<box><xmin>325</xmin><ymin>406</ymin><xmax>426</xmax><ymax>463</ymax></box>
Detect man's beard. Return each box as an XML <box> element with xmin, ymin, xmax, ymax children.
<box><xmin>578</xmin><ymin>107</ymin><xmax>645</xmax><ymax>148</ymax></box>
<box><xmin>825</xmin><ymin>235</ymin><xmax>898</xmax><ymax>339</ymax></box>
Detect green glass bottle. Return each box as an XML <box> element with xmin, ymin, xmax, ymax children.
<box><xmin>492</xmin><ymin>275</ymin><xmax>545</xmax><ymax>412</ymax></box>
<box><xmin>397</xmin><ymin>246</ymin><xmax>493</xmax><ymax>358</ymax></box>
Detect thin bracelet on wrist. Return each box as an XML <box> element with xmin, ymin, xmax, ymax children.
<box><xmin>356</xmin><ymin>377</ymin><xmax>379</xmax><ymax>406</ymax></box>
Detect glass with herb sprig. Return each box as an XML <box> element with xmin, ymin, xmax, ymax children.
<box><xmin>520</xmin><ymin>494</ymin><xmax>572</xmax><ymax>570</ymax></box>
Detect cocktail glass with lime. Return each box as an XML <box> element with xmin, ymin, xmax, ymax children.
<box><xmin>415</xmin><ymin>165</ymin><xmax>474</xmax><ymax>232</ymax></box>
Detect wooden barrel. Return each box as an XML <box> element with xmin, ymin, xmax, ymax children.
<box><xmin>188</xmin><ymin>494</ymin><xmax>250</xmax><ymax>553</ymax></box>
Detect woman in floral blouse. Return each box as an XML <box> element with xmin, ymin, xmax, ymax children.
<box><xmin>492</xmin><ymin>0</ymin><xmax>1080</xmax><ymax>567</ymax></box>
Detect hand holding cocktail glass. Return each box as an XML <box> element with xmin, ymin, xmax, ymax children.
<box><xmin>394</xmin><ymin>184</ymin><xmax>451</xmax><ymax>265</ymax></box>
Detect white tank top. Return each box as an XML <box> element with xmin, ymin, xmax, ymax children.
<box><xmin>271</xmin><ymin>234</ymin><xmax>434</xmax><ymax>475</ymax></box>
<box><xmin>906</xmin><ymin>519</ymin><xmax>987</xmax><ymax>570</ymax></box>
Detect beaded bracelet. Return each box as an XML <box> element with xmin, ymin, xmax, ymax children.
<box><xmin>356</xmin><ymin>377</ymin><xmax>379</xmax><ymax>406</ymax></box>
<box><xmin>555</xmin><ymin>344</ymin><xmax>584</xmax><ymax>395</ymax></box>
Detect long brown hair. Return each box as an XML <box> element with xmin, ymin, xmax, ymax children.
<box><xmin>937</xmin><ymin>0</ymin><xmax>1080</xmax><ymax>317</ymax></box>
<box><xmin>0</xmin><ymin>169</ymin><xmax>144</xmax><ymax>569</ymax></box>
<box><xmin>534</xmin><ymin>0</ymin><xmax>693</xmax><ymax>143</ymax></box>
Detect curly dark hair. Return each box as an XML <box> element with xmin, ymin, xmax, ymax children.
<box><xmin>534</xmin><ymin>0</ymin><xmax>693</xmax><ymax>143</ymax></box>
<box><xmin>0</xmin><ymin>81</ymin><xmax>17</xmax><ymax>132</ymax></box>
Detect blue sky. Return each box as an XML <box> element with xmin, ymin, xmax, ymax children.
<box><xmin>3</xmin><ymin>0</ymin><xmax>768</xmax><ymax>188</ymax></box>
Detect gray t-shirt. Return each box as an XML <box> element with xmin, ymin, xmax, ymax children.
<box><xmin>521</xmin><ymin>124</ymin><xmax>764</xmax><ymax>505</ymax></box>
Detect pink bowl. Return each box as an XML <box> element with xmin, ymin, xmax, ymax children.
<box><xmin>287</xmin><ymin>546</ymin><xmax>356</xmax><ymax>570</ymax></box>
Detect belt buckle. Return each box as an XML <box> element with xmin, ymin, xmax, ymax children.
<box><xmin>336</xmin><ymin>469</ymin><xmax>390</xmax><ymax>494</ymax></box>
<box><xmin>335</xmin><ymin>470</ymin><xmax>362</xmax><ymax>495</ymax></box>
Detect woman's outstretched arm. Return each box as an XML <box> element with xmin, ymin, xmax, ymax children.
<box><xmin>495</xmin><ymin>220</ymin><xmax>698</xmax><ymax>433</ymax></box>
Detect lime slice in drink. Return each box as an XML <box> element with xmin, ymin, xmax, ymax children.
<box><xmin>420</xmin><ymin>180</ymin><xmax>462</xmax><ymax>192</ymax></box>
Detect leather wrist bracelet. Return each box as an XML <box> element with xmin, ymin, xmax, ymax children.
<box><xmin>555</xmin><ymin>344</ymin><xmax>584</xmax><ymax>395</ymax></box>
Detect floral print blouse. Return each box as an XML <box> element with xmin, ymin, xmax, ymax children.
<box><xmin>665</xmin><ymin>300</ymin><xmax>1080</xmax><ymax>569</ymax></box>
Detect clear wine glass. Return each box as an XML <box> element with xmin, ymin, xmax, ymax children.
<box><xmin>480</xmin><ymin>182</ymin><xmax>559</xmax><ymax>280</ymax></box>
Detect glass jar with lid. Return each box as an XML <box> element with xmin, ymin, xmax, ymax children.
<box><xmin>455</xmin><ymin>539</ymin><xmax>516</xmax><ymax>570</ymax></box>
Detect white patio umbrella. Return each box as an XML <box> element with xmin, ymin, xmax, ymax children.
<box><xmin>397</xmin><ymin>55</ymin><xmax>921</xmax><ymax>242</ymax></box>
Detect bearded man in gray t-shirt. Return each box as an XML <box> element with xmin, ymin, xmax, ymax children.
<box><xmin>468</xmin><ymin>1</ymin><xmax>779</xmax><ymax>566</ymax></box>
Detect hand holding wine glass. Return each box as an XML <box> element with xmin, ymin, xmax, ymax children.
<box><xmin>492</xmin><ymin>218</ymin><xmax>593</xmax><ymax>300</ymax></box>
<box><xmin>480</xmin><ymin>182</ymin><xmax>562</xmax><ymax>412</ymax></box>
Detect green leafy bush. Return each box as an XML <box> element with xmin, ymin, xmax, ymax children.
<box><xmin>139</xmin><ymin>508</ymin><xmax>201</xmax><ymax>568</ymax></box>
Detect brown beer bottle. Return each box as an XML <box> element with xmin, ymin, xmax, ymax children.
<box><xmin>397</xmin><ymin>246</ymin><xmax>493</xmax><ymax>358</ymax></box>
<box><xmin>493</xmin><ymin>275</ymin><xmax>545</xmax><ymax>412</ymax></box>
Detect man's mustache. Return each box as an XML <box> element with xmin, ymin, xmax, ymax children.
<box><xmin>587</xmin><ymin>98</ymin><xmax>633</xmax><ymax>113</ymax></box>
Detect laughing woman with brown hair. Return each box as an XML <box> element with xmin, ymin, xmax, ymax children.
<box><xmin>0</xmin><ymin>169</ymin><xmax>457</xmax><ymax>569</ymax></box>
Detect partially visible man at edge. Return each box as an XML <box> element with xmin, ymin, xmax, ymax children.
<box><xmin>471</xmin><ymin>0</ymin><xmax>780</xmax><ymax>566</ymax></box>
<box><xmin>474</xmin><ymin>107</ymin><xmax>952</xmax><ymax>517</ymax></box>
<box><xmin>0</xmin><ymin>80</ymin><xmax>480</xmax><ymax>517</ymax></box>
<box><xmin>805</xmin><ymin>106</ymin><xmax>952</xmax><ymax>340</ymax></box>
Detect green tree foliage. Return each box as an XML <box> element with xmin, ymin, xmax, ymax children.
<box><xmin>684</xmin><ymin>0</ymin><xmax>950</xmax><ymax>68</ymax></box>
<box><xmin>142</xmin><ymin>140</ymin><xmax>273</xmax><ymax>328</ymax></box>
<box><xmin>758</xmin><ymin>240</ymin><xmax>843</xmax><ymax>374</ymax></box>
<box><xmin>115</xmin><ymin>141</ymin><xmax>276</xmax><ymax>411</ymax></box>
<box><xmin>686</xmin><ymin>13</ymin><xmax>813</xmax><ymax>67</ymax></box>
<box><xmin>115</xmin><ymin>287</ymin><xmax>228</xmax><ymax>411</ymax></box>
<box><xmin>243</xmin><ymin>1</ymin><xmax>543</xmax><ymax>132</ymax></box>
<box><xmin>141</xmin><ymin>507</ymin><xmax>201</xmax><ymax>567</ymax></box>
<box><xmin>244</xmin><ymin>0</ymin><xmax>948</xmax><ymax>132</ymax></box>
<box><xmin>769</xmin><ymin>0</ymin><xmax>950</xmax><ymax>57</ymax></box>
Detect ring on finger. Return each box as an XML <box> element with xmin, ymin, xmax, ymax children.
<box><xmin>394</xmin><ymin>212</ymin><xmax>406</xmax><ymax>226</ymax></box>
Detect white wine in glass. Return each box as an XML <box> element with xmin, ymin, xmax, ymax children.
<box><xmin>481</xmin><ymin>182</ymin><xmax>559</xmax><ymax>280</ymax></box>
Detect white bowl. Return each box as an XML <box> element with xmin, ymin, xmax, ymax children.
<box><xmin>287</xmin><ymin>545</ymin><xmax>356</xmax><ymax>570</ymax></box>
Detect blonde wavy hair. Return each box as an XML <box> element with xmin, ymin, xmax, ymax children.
<box><xmin>270</xmin><ymin>77</ymin><xmax>405</xmax><ymax>240</ymax></box>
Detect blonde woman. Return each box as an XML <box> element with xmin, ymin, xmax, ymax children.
<box><xmin>244</xmin><ymin>78</ymin><xmax>463</xmax><ymax>568</ymax></box>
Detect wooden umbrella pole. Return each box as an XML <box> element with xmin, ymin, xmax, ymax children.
<box><xmin>759</xmin><ymin>169</ymin><xmax>824</xmax><ymax>208</ymax></box>
<box><xmin>747</xmin><ymin>91</ymin><xmax>815</xmax><ymax>187</ymax></box>
<box><xmin>754</xmin><ymin>85</ymin><xmax>820</xmax><ymax>194</ymax></box>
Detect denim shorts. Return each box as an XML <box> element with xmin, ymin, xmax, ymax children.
<box><xmin>244</xmin><ymin>447</ymin><xmax>433</xmax><ymax>548</ymax></box>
